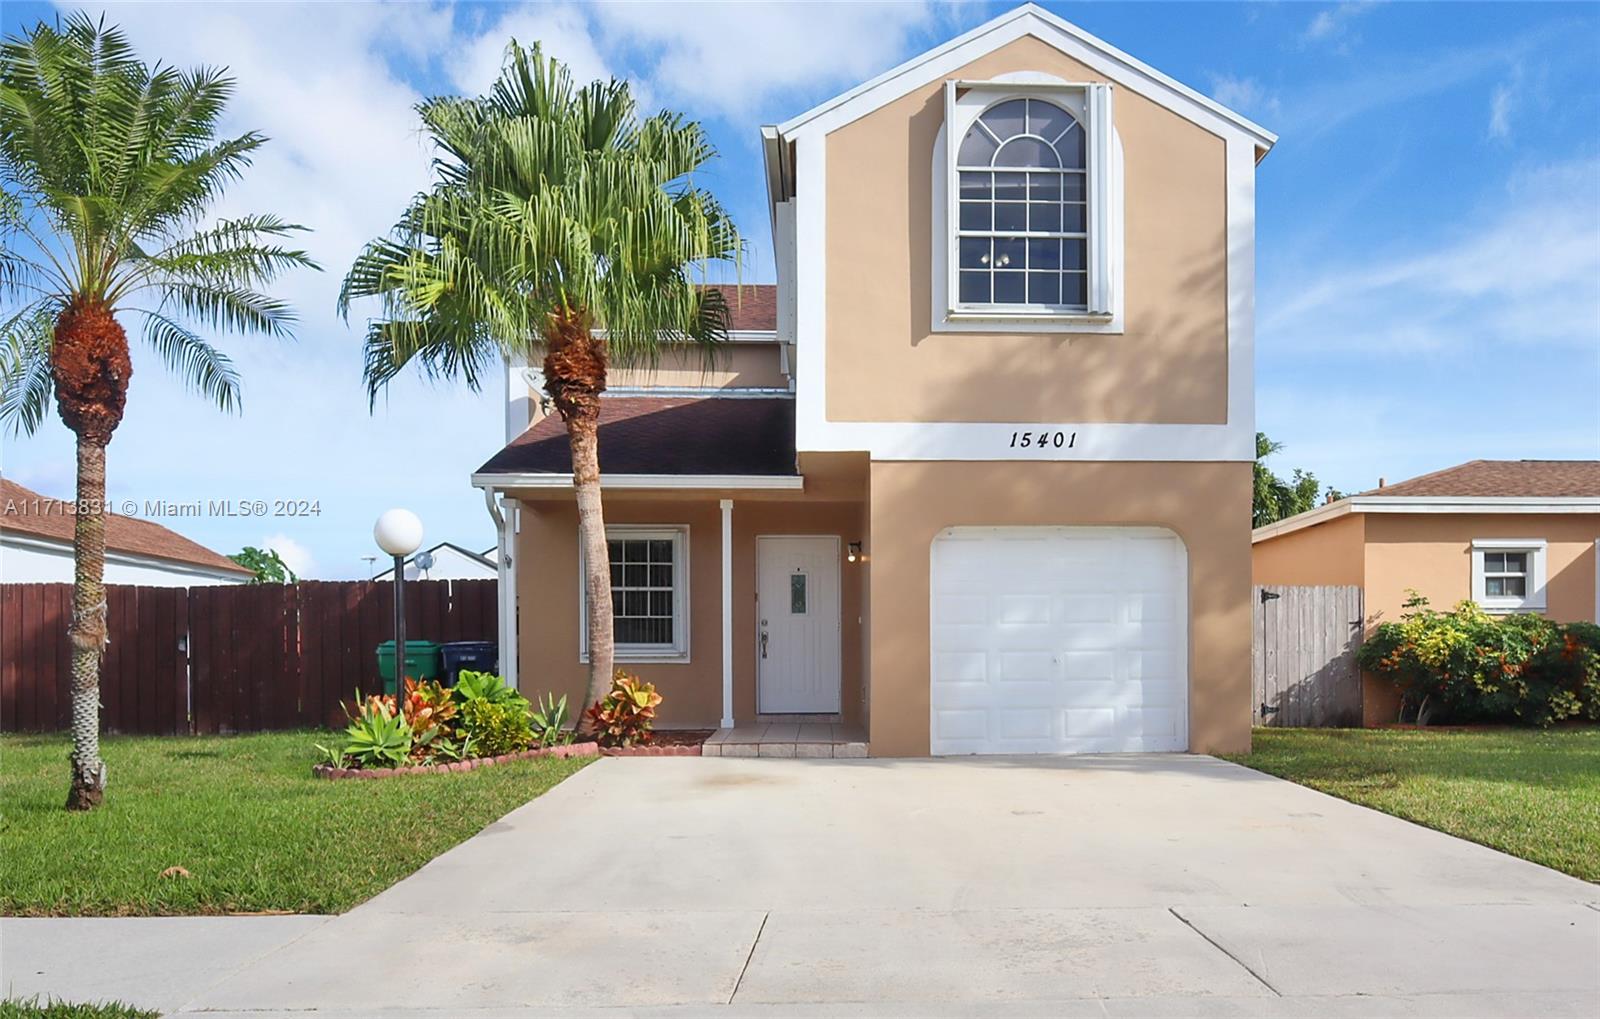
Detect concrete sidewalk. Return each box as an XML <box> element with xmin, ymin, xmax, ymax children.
<box><xmin>5</xmin><ymin>756</ymin><xmax>1597</xmax><ymax>1017</ymax></box>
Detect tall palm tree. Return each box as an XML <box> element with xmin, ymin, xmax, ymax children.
<box><xmin>0</xmin><ymin>15</ymin><xmax>316</xmax><ymax>809</ymax></box>
<box><xmin>341</xmin><ymin>42</ymin><xmax>739</xmax><ymax>723</ymax></box>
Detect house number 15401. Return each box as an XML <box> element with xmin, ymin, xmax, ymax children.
<box><xmin>1008</xmin><ymin>430</ymin><xmax>1076</xmax><ymax>450</ymax></box>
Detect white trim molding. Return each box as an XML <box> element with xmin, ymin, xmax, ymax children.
<box><xmin>473</xmin><ymin>473</ymin><xmax>804</xmax><ymax>491</ymax></box>
<box><xmin>1470</xmin><ymin>538</ymin><xmax>1548</xmax><ymax>614</ymax></box>
<box><xmin>1254</xmin><ymin>496</ymin><xmax>1600</xmax><ymax>543</ymax></box>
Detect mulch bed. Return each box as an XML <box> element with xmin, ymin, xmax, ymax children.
<box><xmin>313</xmin><ymin>741</ymin><xmax>599</xmax><ymax>780</ymax></box>
<box><xmin>601</xmin><ymin>729</ymin><xmax>715</xmax><ymax>757</ymax></box>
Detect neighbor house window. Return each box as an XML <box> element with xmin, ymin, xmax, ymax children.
<box><xmin>580</xmin><ymin>526</ymin><xmax>689</xmax><ymax>661</ymax></box>
<box><xmin>1470</xmin><ymin>539</ymin><xmax>1547</xmax><ymax>613</ymax></box>
<box><xmin>937</xmin><ymin>80</ymin><xmax>1120</xmax><ymax>331</ymax></box>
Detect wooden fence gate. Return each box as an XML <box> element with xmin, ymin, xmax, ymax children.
<box><xmin>1</xmin><ymin>579</ymin><xmax>497</xmax><ymax>734</ymax></box>
<box><xmin>1252</xmin><ymin>584</ymin><xmax>1364</xmax><ymax>727</ymax></box>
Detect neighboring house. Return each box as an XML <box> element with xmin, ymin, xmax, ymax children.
<box><xmin>0</xmin><ymin>478</ymin><xmax>252</xmax><ymax>586</ymax></box>
<box><xmin>1252</xmin><ymin>460</ymin><xmax>1600</xmax><ymax>725</ymax></box>
<box><xmin>373</xmin><ymin>541</ymin><xmax>497</xmax><ymax>582</ymax></box>
<box><xmin>474</xmin><ymin>4</ymin><xmax>1273</xmax><ymax>756</ymax></box>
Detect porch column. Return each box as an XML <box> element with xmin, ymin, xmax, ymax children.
<box><xmin>720</xmin><ymin>498</ymin><xmax>734</xmax><ymax>728</ymax></box>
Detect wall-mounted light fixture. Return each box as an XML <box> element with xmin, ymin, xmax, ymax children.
<box><xmin>847</xmin><ymin>541</ymin><xmax>863</xmax><ymax>563</ymax></box>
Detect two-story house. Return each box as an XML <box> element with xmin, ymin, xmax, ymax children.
<box><xmin>472</xmin><ymin>4</ymin><xmax>1275</xmax><ymax>757</ymax></box>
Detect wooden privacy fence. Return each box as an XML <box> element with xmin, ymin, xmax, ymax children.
<box><xmin>1252</xmin><ymin>584</ymin><xmax>1364</xmax><ymax>727</ymax></box>
<box><xmin>1</xmin><ymin>579</ymin><xmax>497</xmax><ymax>735</ymax></box>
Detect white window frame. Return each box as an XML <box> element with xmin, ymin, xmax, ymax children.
<box><xmin>933</xmin><ymin>76</ymin><xmax>1123</xmax><ymax>334</ymax></box>
<box><xmin>579</xmin><ymin>525</ymin><xmax>690</xmax><ymax>663</ymax></box>
<box><xmin>1470</xmin><ymin>538</ymin><xmax>1547</xmax><ymax>613</ymax></box>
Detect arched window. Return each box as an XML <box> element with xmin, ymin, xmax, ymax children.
<box><xmin>955</xmin><ymin>97</ymin><xmax>1087</xmax><ymax>309</ymax></box>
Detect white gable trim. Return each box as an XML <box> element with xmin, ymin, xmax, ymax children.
<box><xmin>1252</xmin><ymin>496</ymin><xmax>1600</xmax><ymax>543</ymax></box>
<box><xmin>776</xmin><ymin>3</ymin><xmax>1275</xmax><ymax>150</ymax></box>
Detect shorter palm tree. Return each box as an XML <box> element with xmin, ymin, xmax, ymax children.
<box><xmin>341</xmin><ymin>42</ymin><xmax>740</xmax><ymax>721</ymax></box>
<box><xmin>0</xmin><ymin>14</ymin><xmax>316</xmax><ymax>808</ymax></box>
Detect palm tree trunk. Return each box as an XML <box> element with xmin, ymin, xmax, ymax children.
<box><xmin>568</xmin><ymin>412</ymin><xmax>614</xmax><ymax>723</ymax></box>
<box><xmin>541</xmin><ymin>305</ymin><xmax>612</xmax><ymax>731</ymax></box>
<box><xmin>65</xmin><ymin>434</ymin><xmax>109</xmax><ymax>810</ymax></box>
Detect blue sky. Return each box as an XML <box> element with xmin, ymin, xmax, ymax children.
<box><xmin>2</xmin><ymin>1</ymin><xmax>1597</xmax><ymax>578</ymax></box>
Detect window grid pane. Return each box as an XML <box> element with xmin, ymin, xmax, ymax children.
<box><xmin>955</xmin><ymin>97</ymin><xmax>1088</xmax><ymax>310</ymax></box>
<box><xmin>607</xmin><ymin>537</ymin><xmax>676</xmax><ymax>646</ymax></box>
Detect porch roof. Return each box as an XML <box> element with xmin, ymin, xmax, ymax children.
<box><xmin>476</xmin><ymin>395</ymin><xmax>798</xmax><ymax>482</ymax></box>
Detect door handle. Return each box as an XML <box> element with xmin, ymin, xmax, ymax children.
<box><xmin>760</xmin><ymin>630</ymin><xmax>768</xmax><ymax>659</ymax></box>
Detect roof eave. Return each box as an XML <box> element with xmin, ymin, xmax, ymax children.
<box><xmin>1252</xmin><ymin>495</ymin><xmax>1600</xmax><ymax>543</ymax></box>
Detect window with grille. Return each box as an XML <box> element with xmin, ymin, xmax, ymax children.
<box><xmin>580</xmin><ymin>527</ymin><xmax>689</xmax><ymax>660</ymax></box>
<box><xmin>1471</xmin><ymin>539</ymin><xmax>1546</xmax><ymax>613</ymax></box>
<box><xmin>938</xmin><ymin>80</ymin><xmax>1120</xmax><ymax>331</ymax></box>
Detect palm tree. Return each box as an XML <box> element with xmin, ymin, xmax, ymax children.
<box><xmin>340</xmin><ymin>42</ymin><xmax>739</xmax><ymax>725</ymax></box>
<box><xmin>0</xmin><ymin>15</ymin><xmax>316</xmax><ymax>809</ymax></box>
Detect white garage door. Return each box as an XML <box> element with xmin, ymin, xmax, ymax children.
<box><xmin>930</xmin><ymin>527</ymin><xmax>1188</xmax><ymax>755</ymax></box>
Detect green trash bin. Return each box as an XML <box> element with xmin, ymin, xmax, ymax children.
<box><xmin>376</xmin><ymin>640</ymin><xmax>442</xmax><ymax>695</ymax></box>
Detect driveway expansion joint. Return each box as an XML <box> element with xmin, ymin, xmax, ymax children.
<box><xmin>728</xmin><ymin>910</ymin><xmax>770</xmax><ymax>1004</ymax></box>
<box><xmin>1168</xmin><ymin>906</ymin><xmax>1282</xmax><ymax>997</ymax></box>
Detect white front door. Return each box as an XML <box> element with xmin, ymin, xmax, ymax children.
<box><xmin>757</xmin><ymin>536</ymin><xmax>842</xmax><ymax>714</ymax></box>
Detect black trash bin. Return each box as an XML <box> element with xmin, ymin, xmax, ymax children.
<box><xmin>438</xmin><ymin>640</ymin><xmax>498</xmax><ymax>687</ymax></box>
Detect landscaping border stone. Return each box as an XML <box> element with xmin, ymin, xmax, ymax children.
<box><xmin>312</xmin><ymin>741</ymin><xmax>599</xmax><ymax>780</ymax></box>
<box><xmin>601</xmin><ymin>743</ymin><xmax>702</xmax><ymax>757</ymax></box>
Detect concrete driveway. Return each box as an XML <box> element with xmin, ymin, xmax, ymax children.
<box><xmin>8</xmin><ymin>754</ymin><xmax>1598</xmax><ymax>1016</ymax></box>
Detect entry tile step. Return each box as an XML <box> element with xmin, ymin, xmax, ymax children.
<box><xmin>757</xmin><ymin>742</ymin><xmax>797</xmax><ymax>758</ymax></box>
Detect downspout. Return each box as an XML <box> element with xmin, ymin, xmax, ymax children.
<box><xmin>481</xmin><ymin>485</ymin><xmax>518</xmax><ymax>691</ymax></box>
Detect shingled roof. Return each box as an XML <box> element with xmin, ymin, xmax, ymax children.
<box><xmin>1355</xmin><ymin>460</ymin><xmax>1600</xmax><ymax>499</ymax></box>
<box><xmin>478</xmin><ymin>395</ymin><xmax>797</xmax><ymax>478</ymax></box>
<box><xmin>0</xmin><ymin>477</ymin><xmax>253</xmax><ymax>576</ymax></box>
<box><xmin>717</xmin><ymin>284</ymin><xmax>777</xmax><ymax>332</ymax></box>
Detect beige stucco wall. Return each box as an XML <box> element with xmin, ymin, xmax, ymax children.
<box><xmin>824</xmin><ymin>34</ymin><xmax>1229</xmax><ymax>425</ymax></box>
<box><xmin>1251</xmin><ymin>513</ymin><xmax>1366</xmax><ymax>588</ymax></box>
<box><xmin>865</xmin><ymin>460</ymin><xmax>1253</xmax><ymax>757</ymax></box>
<box><xmin>608</xmin><ymin>345</ymin><xmax>788</xmax><ymax>390</ymax></box>
<box><xmin>514</xmin><ymin>495</ymin><xmax>867</xmax><ymax>728</ymax></box>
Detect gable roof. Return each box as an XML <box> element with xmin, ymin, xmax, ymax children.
<box><xmin>1252</xmin><ymin>460</ymin><xmax>1600</xmax><ymax>544</ymax></box>
<box><xmin>475</xmin><ymin>395</ymin><xmax>798</xmax><ymax>484</ymax></box>
<box><xmin>772</xmin><ymin>3</ymin><xmax>1276</xmax><ymax>149</ymax></box>
<box><xmin>1351</xmin><ymin>460</ymin><xmax>1600</xmax><ymax>499</ymax></box>
<box><xmin>0</xmin><ymin>477</ymin><xmax>253</xmax><ymax>576</ymax></box>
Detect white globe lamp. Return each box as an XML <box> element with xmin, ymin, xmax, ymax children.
<box><xmin>374</xmin><ymin>508</ymin><xmax>424</xmax><ymax>704</ymax></box>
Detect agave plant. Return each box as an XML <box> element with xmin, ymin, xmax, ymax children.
<box><xmin>341</xmin><ymin>698</ymin><xmax>413</xmax><ymax>769</ymax></box>
<box><xmin>530</xmin><ymin>692</ymin><xmax>572</xmax><ymax>747</ymax></box>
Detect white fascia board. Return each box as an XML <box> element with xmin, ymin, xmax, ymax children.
<box><xmin>775</xmin><ymin>3</ymin><xmax>1275</xmax><ymax>151</ymax></box>
<box><xmin>471</xmin><ymin>473</ymin><xmax>804</xmax><ymax>491</ymax></box>
<box><xmin>1</xmin><ymin>531</ymin><xmax>249</xmax><ymax>581</ymax></box>
<box><xmin>1252</xmin><ymin>496</ymin><xmax>1600</xmax><ymax>543</ymax></box>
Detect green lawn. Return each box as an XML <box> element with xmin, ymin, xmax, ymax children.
<box><xmin>0</xmin><ymin>731</ymin><xmax>590</xmax><ymax>916</ymax></box>
<box><xmin>1228</xmin><ymin>727</ymin><xmax>1600</xmax><ymax>882</ymax></box>
<box><xmin>0</xmin><ymin>998</ymin><xmax>157</xmax><ymax>1019</ymax></box>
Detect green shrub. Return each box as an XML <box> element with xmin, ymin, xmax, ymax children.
<box><xmin>452</xmin><ymin>670</ymin><xmax>525</xmax><ymax>707</ymax></box>
<box><xmin>1358</xmin><ymin>593</ymin><xmax>1600</xmax><ymax>725</ymax></box>
<box><xmin>459</xmin><ymin>698</ymin><xmax>534</xmax><ymax>757</ymax></box>
<box><xmin>530</xmin><ymin>692</ymin><xmax>574</xmax><ymax>747</ymax></box>
<box><xmin>584</xmin><ymin>670</ymin><xmax>662</xmax><ymax>748</ymax></box>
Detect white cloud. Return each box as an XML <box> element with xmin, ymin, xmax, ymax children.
<box><xmin>1207</xmin><ymin>74</ymin><xmax>1280</xmax><ymax>118</ymax></box>
<box><xmin>1304</xmin><ymin>1</ymin><xmax>1378</xmax><ymax>47</ymax></box>
<box><xmin>1261</xmin><ymin>156</ymin><xmax>1600</xmax><ymax>355</ymax></box>
<box><xmin>587</xmin><ymin>1</ymin><xmax>943</xmax><ymax>120</ymax></box>
<box><xmin>1487</xmin><ymin>83</ymin><xmax>1514</xmax><ymax>139</ymax></box>
<box><xmin>451</xmin><ymin>4</ymin><xmax>624</xmax><ymax>99</ymax></box>
<box><xmin>262</xmin><ymin>534</ymin><xmax>317</xmax><ymax>579</ymax></box>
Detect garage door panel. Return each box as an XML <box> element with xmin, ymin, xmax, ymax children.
<box><xmin>930</xmin><ymin>527</ymin><xmax>1188</xmax><ymax>756</ymax></box>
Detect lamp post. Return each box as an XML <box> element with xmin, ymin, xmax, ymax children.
<box><xmin>374</xmin><ymin>509</ymin><xmax>424</xmax><ymax>702</ymax></box>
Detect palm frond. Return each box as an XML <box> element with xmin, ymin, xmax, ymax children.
<box><xmin>0</xmin><ymin>300</ymin><xmax>57</xmax><ymax>435</ymax></box>
<box><xmin>137</xmin><ymin>309</ymin><xmax>241</xmax><ymax>412</ymax></box>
